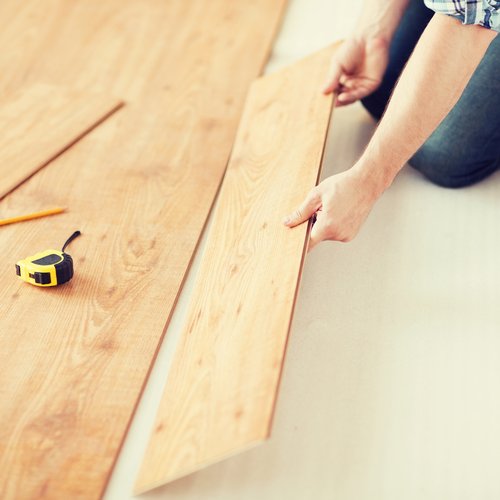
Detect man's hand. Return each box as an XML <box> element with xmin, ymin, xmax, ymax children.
<box><xmin>323</xmin><ymin>36</ymin><xmax>389</xmax><ymax>106</ymax></box>
<box><xmin>283</xmin><ymin>167</ymin><xmax>384</xmax><ymax>251</ymax></box>
<box><xmin>322</xmin><ymin>0</ymin><xmax>411</xmax><ymax>105</ymax></box>
<box><xmin>289</xmin><ymin>15</ymin><xmax>496</xmax><ymax>251</ymax></box>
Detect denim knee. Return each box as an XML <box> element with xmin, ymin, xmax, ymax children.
<box><xmin>361</xmin><ymin>92</ymin><xmax>386</xmax><ymax>121</ymax></box>
<box><xmin>409</xmin><ymin>142</ymin><xmax>499</xmax><ymax>188</ymax></box>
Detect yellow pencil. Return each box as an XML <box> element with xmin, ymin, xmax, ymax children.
<box><xmin>0</xmin><ymin>207</ymin><xmax>66</xmax><ymax>227</ymax></box>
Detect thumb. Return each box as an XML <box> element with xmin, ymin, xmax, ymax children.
<box><xmin>283</xmin><ymin>189</ymin><xmax>321</xmax><ymax>228</ymax></box>
<box><xmin>323</xmin><ymin>60</ymin><xmax>342</xmax><ymax>95</ymax></box>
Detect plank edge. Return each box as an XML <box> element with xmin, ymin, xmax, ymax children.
<box><xmin>133</xmin><ymin>437</ymin><xmax>266</xmax><ymax>495</ymax></box>
<box><xmin>264</xmin><ymin>93</ymin><xmax>336</xmax><ymax>440</ymax></box>
<box><xmin>0</xmin><ymin>97</ymin><xmax>125</xmax><ymax>201</ymax></box>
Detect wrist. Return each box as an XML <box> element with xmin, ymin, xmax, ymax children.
<box><xmin>356</xmin><ymin>0</ymin><xmax>409</xmax><ymax>44</ymax></box>
<box><xmin>355</xmin><ymin>25</ymin><xmax>392</xmax><ymax>45</ymax></box>
<box><xmin>351</xmin><ymin>156</ymin><xmax>397</xmax><ymax>198</ymax></box>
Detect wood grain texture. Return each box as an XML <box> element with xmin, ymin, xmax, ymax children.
<box><xmin>0</xmin><ymin>1</ymin><xmax>286</xmax><ymax>499</ymax></box>
<box><xmin>0</xmin><ymin>0</ymin><xmax>286</xmax><ymax>103</ymax></box>
<box><xmin>135</xmin><ymin>45</ymin><xmax>336</xmax><ymax>493</ymax></box>
<box><xmin>0</xmin><ymin>84</ymin><xmax>122</xmax><ymax>200</ymax></box>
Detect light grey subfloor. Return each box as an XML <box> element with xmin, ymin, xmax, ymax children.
<box><xmin>105</xmin><ymin>1</ymin><xmax>500</xmax><ymax>499</ymax></box>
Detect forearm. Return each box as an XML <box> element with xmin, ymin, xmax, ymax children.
<box><xmin>356</xmin><ymin>14</ymin><xmax>497</xmax><ymax>192</ymax></box>
<box><xmin>357</xmin><ymin>0</ymin><xmax>409</xmax><ymax>42</ymax></box>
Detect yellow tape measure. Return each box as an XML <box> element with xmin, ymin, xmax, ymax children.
<box><xmin>15</xmin><ymin>231</ymin><xmax>81</xmax><ymax>287</ymax></box>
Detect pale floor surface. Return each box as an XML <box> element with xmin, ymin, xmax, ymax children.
<box><xmin>105</xmin><ymin>1</ymin><xmax>500</xmax><ymax>499</ymax></box>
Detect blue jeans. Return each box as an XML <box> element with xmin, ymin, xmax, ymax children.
<box><xmin>361</xmin><ymin>0</ymin><xmax>500</xmax><ymax>188</ymax></box>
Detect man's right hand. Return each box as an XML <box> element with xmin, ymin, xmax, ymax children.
<box><xmin>283</xmin><ymin>162</ymin><xmax>387</xmax><ymax>250</ymax></box>
<box><xmin>323</xmin><ymin>36</ymin><xmax>389</xmax><ymax>106</ymax></box>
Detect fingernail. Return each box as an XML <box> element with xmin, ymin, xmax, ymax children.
<box><xmin>282</xmin><ymin>216</ymin><xmax>291</xmax><ymax>225</ymax></box>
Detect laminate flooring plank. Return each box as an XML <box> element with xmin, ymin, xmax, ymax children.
<box><xmin>0</xmin><ymin>96</ymin><xmax>236</xmax><ymax>500</ymax></box>
<box><xmin>0</xmin><ymin>2</ymin><xmax>287</xmax><ymax>498</ymax></box>
<box><xmin>134</xmin><ymin>45</ymin><xmax>336</xmax><ymax>493</ymax></box>
<box><xmin>0</xmin><ymin>0</ymin><xmax>287</xmax><ymax>103</ymax></box>
<box><xmin>0</xmin><ymin>84</ymin><xmax>122</xmax><ymax>200</ymax></box>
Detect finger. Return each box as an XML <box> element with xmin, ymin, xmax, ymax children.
<box><xmin>336</xmin><ymin>81</ymin><xmax>379</xmax><ymax>106</ymax></box>
<box><xmin>336</xmin><ymin>89</ymin><xmax>365</xmax><ymax>106</ymax></box>
<box><xmin>342</xmin><ymin>75</ymin><xmax>380</xmax><ymax>91</ymax></box>
<box><xmin>283</xmin><ymin>190</ymin><xmax>321</xmax><ymax>227</ymax></box>
<box><xmin>338</xmin><ymin>75</ymin><xmax>355</xmax><ymax>89</ymax></box>
<box><xmin>323</xmin><ymin>60</ymin><xmax>342</xmax><ymax>95</ymax></box>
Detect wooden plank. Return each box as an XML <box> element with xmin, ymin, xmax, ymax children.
<box><xmin>0</xmin><ymin>0</ymin><xmax>287</xmax><ymax>102</ymax></box>
<box><xmin>0</xmin><ymin>84</ymin><xmax>122</xmax><ymax>200</ymax></box>
<box><xmin>134</xmin><ymin>45</ymin><xmax>336</xmax><ymax>493</ymax></box>
<box><xmin>0</xmin><ymin>2</ymin><xmax>287</xmax><ymax>498</ymax></box>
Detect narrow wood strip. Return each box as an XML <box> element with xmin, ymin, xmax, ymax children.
<box><xmin>0</xmin><ymin>2</ymin><xmax>287</xmax><ymax>498</ymax></box>
<box><xmin>135</xmin><ymin>45</ymin><xmax>337</xmax><ymax>493</ymax></box>
<box><xmin>0</xmin><ymin>84</ymin><xmax>123</xmax><ymax>200</ymax></box>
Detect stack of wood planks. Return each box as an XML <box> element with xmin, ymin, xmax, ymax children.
<box><xmin>0</xmin><ymin>1</ymin><xmax>336</xmax><ymax>498</ymax></box>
